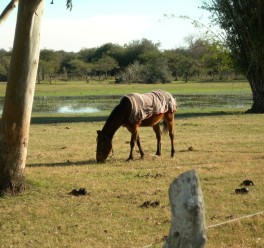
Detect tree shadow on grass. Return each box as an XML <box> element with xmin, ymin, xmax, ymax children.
<box><xmin>30</xmin><ymin>111</ymin><xmax>245</xmax><ymax>124</ymax></box>
<box><xmin>31</xmin><ymin>115</ymin><xmax>109</xmax><ymax>124</ymax></box>
<box><xmin>27</xmin><ymin>159</ymin><xmax>99</xmax><ymax>167</ymax></box>
<box><xmin>176</xmin><ymin>110</ymin><xmax>245</xmax><ymax>119</ymax></box>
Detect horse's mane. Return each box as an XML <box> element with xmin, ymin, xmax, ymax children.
<box><xmin>102</xmin><ymin>97</ymin><xmax>130</xmax><ymax>137</ymax></box>
<box><xmin>106</xmin><ymin>102</ymin><xmax>122</xmax><ymax>123</ymax></box>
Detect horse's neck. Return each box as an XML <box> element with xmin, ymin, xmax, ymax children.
<box><xmin>102</xmin><ymin>104</ymin><xmax>124</xmax><ymax>139</ymax></box>
<box><xmin>102</xmin><ymin>119</ymin><xmax>121</xmax><ymax>140</ymax></box>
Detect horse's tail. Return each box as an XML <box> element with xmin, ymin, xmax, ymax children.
<box><xmin>162</xmin><ymin>121</ymin><xmax>168</xmax><ymax>134</ymax></box>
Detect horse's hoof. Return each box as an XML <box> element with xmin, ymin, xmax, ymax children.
<box><xmin>126</xmin><ymin>158</ymin><xmax>133</xmax><ymax>162</ymax></box>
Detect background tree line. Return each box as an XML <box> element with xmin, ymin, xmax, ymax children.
<box><xmin>0</xmin><ymin>37</ymin><xmax>242</xmax><ymax>84</ymax></box>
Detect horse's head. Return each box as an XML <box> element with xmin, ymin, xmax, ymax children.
<box><xmin>96</xmin><ymin>130</ymin><xmax>112</xmax><ymax>162</ymax></box>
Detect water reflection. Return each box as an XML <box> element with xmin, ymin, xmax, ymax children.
<box><xmin>32</xmin><ymin>95</ymin><xmax>120</xmax><ymax>114</ymax></box>
<box><xmin>0</xmin><ymin>94</ymin><xmax>252</xmax><ymax>115</ymax></box>
<box><xmin>58</xmin><ymin>106</ymin><xmax>100</xmax><ymax>114</ymax></box>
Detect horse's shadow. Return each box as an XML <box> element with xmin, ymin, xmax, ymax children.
<box><xmin>27</xmin><ymin>159</ymin><xmax>97</xmax><ymax>167</ymax></box>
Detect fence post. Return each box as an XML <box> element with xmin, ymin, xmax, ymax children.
<box><xmin>163</xmin><ymin>170</ymin><xmax>207</xmax><ymax>248</ymax></box>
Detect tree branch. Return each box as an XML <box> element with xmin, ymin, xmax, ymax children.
<box><xmin>0</xmin><ymin>0</ymin><xmax>19</xmax><ymax>26</ymax></box>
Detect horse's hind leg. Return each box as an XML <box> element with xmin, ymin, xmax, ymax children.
<box><xmin>164</xmin><ymin>113</ymin><xmax>175</xmax><ymax>158</ymax></box>
<box><xmin>153</xmin><ymin>123</ymin><xmax>162</xmax><ymax>156</ymax></box>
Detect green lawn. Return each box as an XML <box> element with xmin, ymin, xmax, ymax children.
<box><xmin>0</xmin><ymin>114</ymin><xmax>263</xmax><ymax>247</ymax></box>
<box><xmin>0</xmin><ymin>80</ymin><xmax>251</xmax><ymax>97</ymax></box>
<box><xmin>1</xmin><ymin>80</ymin><xmax>263</xmax><ymax>247</ymax></box>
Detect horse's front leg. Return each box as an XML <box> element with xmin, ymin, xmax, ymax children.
<box><xmin>153</xmin><ymin>123</ymin><xmax>161</xmax><ymax>156</ymax></box>
<box><xmin>127</xmin><ymin>128</ymin><xmax>138</xmax><ymax>161</ymax></box>
<box><xmin>136</xmin><ymin>135</ymin><xmax>145</xmax><ymax>158</ymax></box>
<box><xmin>128</xmin><ymin>133</ymin><xmax>136</xmax><ymax>161</ymax></box>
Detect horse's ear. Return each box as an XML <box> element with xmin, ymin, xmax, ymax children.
<box><xmin>97</xmin><ymin>130</ymin><xmax>101</xmax><ymax>135</ymax></box>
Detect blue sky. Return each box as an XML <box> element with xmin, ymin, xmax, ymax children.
<box><xmin>0</xmin><ymin>0</ymin><xmax>210</xmax><ymax>52</ymax></box>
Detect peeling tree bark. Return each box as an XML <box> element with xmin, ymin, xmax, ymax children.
<box><xmin>0</xmin><ymin>0</ymin><xmax>44</xmax><ymax>195</ymax></box>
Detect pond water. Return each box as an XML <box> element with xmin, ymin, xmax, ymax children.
<box><xmin>0</xmin><ymin>94</ymin><xmax>252</xmax><ymax>115</ymax></box>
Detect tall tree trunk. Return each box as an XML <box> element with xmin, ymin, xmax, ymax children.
<box><xmin>0</xmin><ymin>0</ymin><xmax>44</xmax><ymax>196</ymax></box>
<box><xmin>246</xmin><ymin>67</ymin><xmax>264</xmax><ymax>113</ymax></box>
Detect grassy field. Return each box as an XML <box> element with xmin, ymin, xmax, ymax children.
<box><xmin>0</xmin><ymin>80</ymin><xmax>251</xmax><ymax>97</ymax></box>
<box><xmin>0</xmin><ymin>81</ymin><xmax>263</xmax><ymax>247</ymax></box>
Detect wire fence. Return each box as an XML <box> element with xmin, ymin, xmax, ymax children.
<box><xmin>142</xmin><ymin>210</ymin><xmax>264</xmax><ymax>248</ymax></box>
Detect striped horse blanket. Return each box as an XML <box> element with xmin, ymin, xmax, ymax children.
<box><xmin>125</xmin><ymin>90</ymin><xmax>177</xmax><ymax>123</ymax></box>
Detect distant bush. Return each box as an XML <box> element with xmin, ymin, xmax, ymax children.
<box><xmin>116</xmin><ymin>60</ymin><xmax>173</xmax><ymax>84</ymax></box>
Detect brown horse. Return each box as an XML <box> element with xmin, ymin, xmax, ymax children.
<box><xmin>96</xmin><ymin>90</ymin><xmax>177</xmax><ymax>162</ymax></box>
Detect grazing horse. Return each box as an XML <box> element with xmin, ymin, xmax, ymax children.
<box><xmin>96</xmin><ymin>90</ymin><xmax>177</xmax><ymax>162</ymax></box>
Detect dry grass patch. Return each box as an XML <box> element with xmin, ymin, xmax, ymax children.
<box><xmin>0</xmin><ymin>114</ymin><xmax>263</xmax><ymax>247</ymax></box>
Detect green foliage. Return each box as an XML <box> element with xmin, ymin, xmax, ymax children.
<box><xmin>79</xmin><ymin>48</ymin><xmax>97</xmax><ymax>63</ymax></box>
<box><xmin>0</xmin><ymin>49</ymin><xmax>11</xmax><ymax>81</ymax></box>
<box><xmin>202</xmin><ymin>0</ymin><xmax>264</xmax><ymax>112</ymax></box>
<box><xmin>116</xmin><ymin>51</ymin><xmax>173</xmax><ymax>84</ymax></box>
<box><xmin>202</xmin><ymin>0</ymin><xmax>264</xmax><ymax>73</ymax></box>
<box><xmin>66</xmin><ymin>59</ymin><xmax>91</xmax><ymax>75</ymax></box>
<box><xmin>92</xmin><ymin>55</ymin><xmax>119</xmax><ymax>78</ymax></box>
<box><xmin>39</xmin><ymin>49</ymin><xmax>62</xmax><ymax>76</ymax></box>
<box><xmin>116</xmin><ymin>61</ymin><xmax>149</xmax><ymax>83</ymax></box>
<box><xmin>0</xmin><ymin>38</ymin><xmax>239</xmax><ymax>83</ymax></box>
<box><xmin>141</xmin><ymin>52</ymin><xmax>173</xmax><ymax>83</ymax></box>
